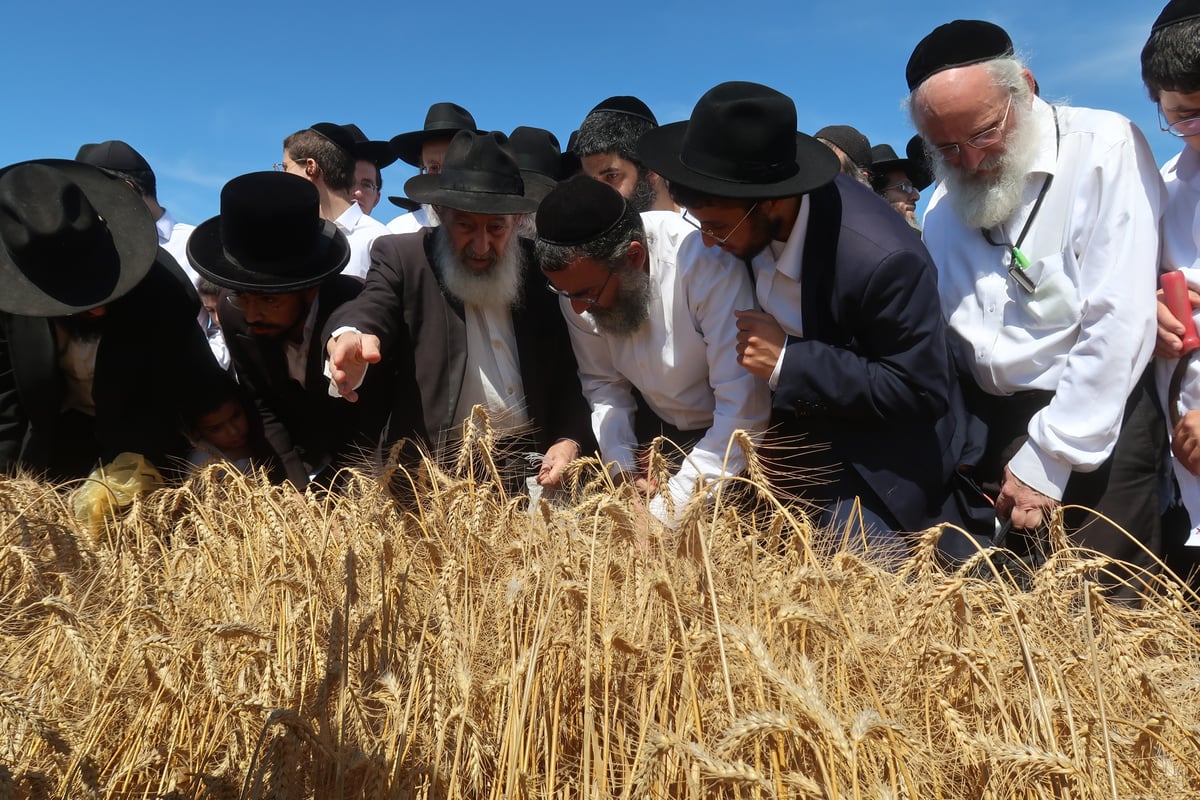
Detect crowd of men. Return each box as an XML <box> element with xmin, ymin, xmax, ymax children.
<box><xmin>3</xmin><ymin>6</ymin><xmax>1200</xmax><ymax>589</ymax></box>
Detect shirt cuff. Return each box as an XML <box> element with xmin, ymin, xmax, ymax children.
<box><xmin>324</xmin><ymin>327</ymin><xmax>367</xmax><ymax>398</ymax></box>
<box><xmin>767</xmin><ymin>337</ymin><xmax>789</xmax><ymax>391</ymax></box>
<box><xmin>1008</xmin><ymin>439</ymin><xmax>1073</xmax><ymax>502</ymax></box>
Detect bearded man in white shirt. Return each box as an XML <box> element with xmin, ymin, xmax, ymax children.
<box><xmin>281</xmin><ymin>123</ymin><xmax>387</xmax><ymax>280</ymax></box>
<box><xmin>536</xmin><ymin>176</ymin><xmax>770</xmax><ymax>525</ymax></box>
<box><xmin>909</xmin><ymin>19</ymin><xmax>1168</xmax><ymax>583</ymax></box>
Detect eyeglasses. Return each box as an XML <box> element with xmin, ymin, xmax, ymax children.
<box><xmin>228</xmin><ymin>292</ymin><xmax>284</xmax><ymax>311</ymax></box>
<box><xmin>1158</xmin><ymin>105</ymin><xmax>1200</xmax><ymax>138</ymax></box>
<box><xmin>544</xmin><ymin>269</ymin><xmax>614</xmax><ymax>306</ymax></box>
<box><xmin>681</xmin><ymin>202</ymin><xmax>759</xmax><ymax>244</ymax></box>
<box><xmin>932</xmin><ymin>94</ymin><xmax>1014</xmax><ymax>160</ymax></box>
<box><xmin>355</xmin><ymin>179</ymin><xmax>379</xmax><ymax>193</ymax></box>
<box><xmin>881</xmin><ymin>182</ymin><xmax>918</xmax><ymax>195</ymax></box>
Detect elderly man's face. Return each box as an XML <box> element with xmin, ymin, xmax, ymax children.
<box><xmin>439</xmin><ymin>208</ymin><xmax>518</xmax><ymax>273</ymax></box>
<box><xmin>912</xmin><ymin>66</ymin><xmax>1018</xmax><ymax>176</ymax></box>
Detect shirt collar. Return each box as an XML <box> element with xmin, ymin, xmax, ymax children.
<box><xmin>155</xmin><ymin>207</ymin><xmax>177</xmax><ymax>244</ymax></box>
<box><xmin>333</xmin><ymin>201</ymin><xmax>364</xmax><ymax>234</ymax></box>
<box><xmin>774</xmin><ymin>194</ymin><xmax>810</xmax><ymax>280</ymax></box>
<box><xmin>1171</xmin><ymin>144</ymin><xmax>1200</xmax><ymax>188</ymax></box>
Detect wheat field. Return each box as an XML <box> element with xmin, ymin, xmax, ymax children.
<box><xmin>2</xmin><ymin>430</ymin><xmax>1200</xmax><ymax>799</ymax></box>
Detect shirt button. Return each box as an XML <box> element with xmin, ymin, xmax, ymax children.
<box><xmin>987</xmin><ymin>305</ymin><xmax>996</xmax><ymax>313</ymax></box>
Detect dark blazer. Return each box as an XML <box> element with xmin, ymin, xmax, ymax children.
<box><xmin>770</xmin><ymin>175</ymin><xmax>965</xmax><ymax>531</ymax></box>
<box><xmin>220</xmin><ymin>275</ymin><xmax>390</xmax><ymax>487</ymax></box>
<box><xmin>326</xmin><ymin>230</ymin><xmax>594</xmax><ymax>457</ymax></box>
<box><xmin>0</xmin><ymin>253</ymin><xmax>223</xmax><ymax>480</ymax></box>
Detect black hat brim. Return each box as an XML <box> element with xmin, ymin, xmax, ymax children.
<box><xmin>404</xmin><ymin>174</ymin><xmax>539</xmax><ymax>215</ymax></box>
<box><xmin>388</xmin><ymin>196</ymin><xmax>421</xmax><ymax>212</ymax></box>
<box><xmin>0</xmin><ymin>159</ymin><xmax>158</xmax><ymax>317</ymax></box>
<box><xmin>186</xmin><ymin>216</ymin><xmax>351</xmax><ymax>293</ymax></box>
<box><xmin>637</xmin><ymin>122</ymin><xmax>840</xmax><ymax>199</ymax></box>
<box><xmin>354</xmin><ymin>140</ymin><xmax>398</xmax><ymax>170</ymax></box>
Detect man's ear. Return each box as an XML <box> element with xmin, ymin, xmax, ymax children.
<box><xmin>1021</xmin><ymin>68</ymin><xmax>1038</xmax><ymax>97</ymax></box>
<box><xmin>625</xmin><ymin>240</ymin><xmax>648</xmax><ymax>271</ymax></box>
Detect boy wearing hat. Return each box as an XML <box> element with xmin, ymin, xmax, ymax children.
<box><xmin>326</xmin><ymin>131</ymin><xmax>593</xmax><ymax>490</ymax></box>
<box><xmin>341</xmin><ymin>123</ymin><xmax>397</xmax><ymax>217</ymax></box>
<box><xmin>281</xmin><ymin>123</ymin><xmax>388</xmax><ymax>280</ymax></box>
<box><xmin>908</xmin><ymin>20</ymin><xmax>1167</xmax><ymax>583</ymax></box>
<box><xmin>536</xmin><ymin>176</ymin><xmax>770</xmax><ymax>525</ymax></box>
<box><xmin>188</xmin><ymin>172</ymin><xmax>390</xmax><ymax>488</ymax></box>
<box><xmin>638</xmin><ymin>81</ymin><xmax>966</xmax><ymax>545</ymax></box>
<box><xmin>0</xmin><ymin>160</ymin><xmax>223</xmax><ymax>481</ymax></box>
<box><xmin>386</xmin><ymin>102</ymin><xmax>481</xmax><ymax>234</ymax></box>
<box><xmin>575</xmin><ymin>96</ymin><xmax>675</xmax><ymax>213</ymax></box>
<box><xmin>1143</xmin><ymin>0</ymin><xmax>1200</xmax><ymax>577</ymax></box>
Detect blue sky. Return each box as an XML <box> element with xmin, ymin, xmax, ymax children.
<box><xmin>3</xmin><ymin>1</ymin><xmax>1174</xmax><ymax>226</ymax></box>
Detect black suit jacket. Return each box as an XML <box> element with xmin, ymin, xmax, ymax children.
<box><xmin>326</xmin><ymin>230</ymin><xmax>594</xmax><ymax>457</ymax></box>
<box><xmin>0</xmin><ymin>253</ymin><xmax>223</xmax><ymax>480</ymax></box>
<box><xmin>770</xmin><ymin>176</ymin><xmax>966</xmax><ymax>530</ymax></box>
<box><xmin>220</xmin><ymin>275</ymin><xmax>390</xmax><ymax>487</ymax></box>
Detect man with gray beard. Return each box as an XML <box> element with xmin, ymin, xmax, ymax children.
<box><xmin>908</xmin><ymin>20</ymin><xmax>1168</xmax><ymax>584</ymax></box>
<box><xmin>536</xmin><ymin>176</ymin><xmax>770</xmax><ymax>525</ymax></box>
<box><xmin>324</xmin><ymin>131</ymin><xmax>593</xmax><ymax>490</ymax></box>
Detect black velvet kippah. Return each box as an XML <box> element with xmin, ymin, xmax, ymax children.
<box><xmin>1153</xmin><ymin>0</ymin><xmax>1200</xmax><ymax>31</ymax></box>
<box><xmin>906</xmin><ymin>20</ymin><xmax>1015</xmax><ymax>91</ymax></box>
<box><xmin>536</xmin><ymin>175</ymin><xmax>627</xmax><ymax>246</ymax></box>
<box><xmin>587</xmin><ymin>96</ymin><xmax>658</xmax><ymax>126</ymax></box>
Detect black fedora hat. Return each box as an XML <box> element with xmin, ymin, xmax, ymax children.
<box><xmin>508</xmin><ymin>126</ymin><xmax>562</xmax><ymax>201</ymax></box>
<box><xmin>390</xmin><ymin>103</ymin><xmax>482</xmax><ymax>168</ymax></box>
<box><xmin>341</xmin><ymin>123</ymin><xmax>397</xmax><ymax>169</ymax></box>
<box><xmin>637</xmin><ymin>81</ymin><xmax>839</xmax><ymax>199</ymax></box>
<box><xmin>404</xmin><ymin>131</ymin><xmax>539</xmax><ymax>215</ymax></box>
<box><xmin>869</xmin><ymin>143</ymin><xmax>932</xmax><ymax>191</ymax></box>
<box><xmin>814</xmin><ymin>125</ymin><xmax>872</xmax><ymax>172</ymax></box>
<box><xmin>0</xmin><ymin>159</ymin><xmax>157</xmax><ymax>317</ymax></box>
<box><xmin>187</xmin><ymin>172</ymin><xmax>350</xmax><ymax>293</ymax></box>
<box><xmin>75</xmin><ymin>140</ymin><xmax>153</xmax><ymax>176</ymax></box>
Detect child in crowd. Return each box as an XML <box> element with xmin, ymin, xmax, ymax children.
<box><xmin>181</xmin><ymin>374</ymin><xmax>276</xmax><ymax>477</ymax></box>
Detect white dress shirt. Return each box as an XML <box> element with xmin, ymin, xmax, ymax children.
<box><xmin>746</xmin><ymin>196</ymin><xmax>810</xmax><ymax>389</ymax></box>
<box><xmin>1155</xmin><ymin>145</ymin><xmax>1200</xmax><ymax>545</ymax></box>
<box><xmin>923</xmin><ymin>97</ymin><xmax>1165</xmax><ymax>500</ymax></box>
<box><xmin>335</xmin><ymin>202</ymin><xmax>389</xmax><ymax>280</ymax></box>
<box><xmin>453</xmin><ymin>305</ymin><xmax>530</xmax><ymax>441</ymax></box>
<box><xmin>386</xmin><ymin>205</ymin><xmax>437</xmax><ymax>234</ymax></box>
<box><xmin>157</xmin><ymin>208</ymin><xmax>196</xmax><ymax>283</ymax></box>
<box><xmin>562</xmin><ymin>211</ymin><xmax>771</xmax><ymax>519</ymax></box>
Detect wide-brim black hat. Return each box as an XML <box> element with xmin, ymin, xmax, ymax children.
<box><xmin>0</xmin><ymin>159</ymin><xmax>157</xmax><ymax>316</ymax></box>
<box><xmin>341</xmin><ymin>123</ymin><xmax>397</xmax><ymax>169</ymax></box>
<box><xmin>869</xmin><ymin>143</ymin><xmax>931</xmax><ymax>191</ymax></box>
<box><xmin>387</xmin><ymin>196</ymin><xmax>421</xmax><ymax>212</ymax></box>
<box><xmin>188</xmin><ymin>172</ymin><xmax>350</xmax><ymax>293</ymax></box>
<box><xmin>509</xmin><ymin>126</ymin><xmax>562</xmax><ymax>202</ymax></box>
<box><xmin>390</xmin><ymin>102</ymin><xmax>483</xmax><ymax>168</ymax></box>
<box><xmin>637</xmin><ymin>81</ymin><xmax>839</xmax><ymax>199</ymax></box>
<box><xmin>405</xmin><ymin>130</ymin><xmax>539</xmax><ymax>215</ymax></box>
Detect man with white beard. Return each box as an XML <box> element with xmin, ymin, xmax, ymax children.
<box><xmin>536</xmin><ymin>176</ymin><xmax>770</xmax><ymax>525</ymax></box>
<box><xmin>324</xmin><ymin>131</ymin><xmax>593</xmax><ymax>490</ymax></box>
<box><xmin>908</xmin><ymin>19</ymin><xmax>1168</xmax><ymax>582</ymax></box>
